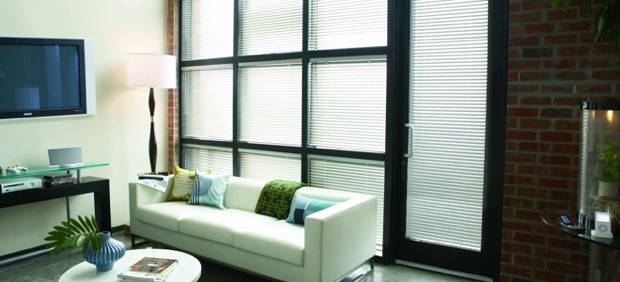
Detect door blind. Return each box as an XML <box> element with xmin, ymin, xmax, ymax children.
<box><xmin>406</xmin><ymin>0</ymin><xmax>488</xmax><ymax>251</ymax></box>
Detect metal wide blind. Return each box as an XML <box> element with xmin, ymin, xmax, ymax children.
<box><xmin>309</xmin><ymin>0</ymin><xmax>387</xmax><ymax>50</ymax></box>
<box><xmin>309</xmin><ymin>156</ymin><xmax>385</xmax><ymax>246</ymax></box>
<box><xmin>182</xmin><ymin>145</ymin><xmax>233</xmax><ymax>174</ymax></box>
<box><xmin>238</xmin><ymin>63</ymin><xmax>301</xmax><ymax>146</ymax></box>
<box><xmin>181</xmin><ymin>0</ymin><xmax>233</xmax><ymax>60</ymax></box>
<box><xmin>240</xmin><ymin>150</ymin><xmax>301</xmax><ymax>181</ymax></box>
<box><xmin>181</xmin><ymin>66</ymin><xmax>233</xmax><ymax>141</ymax></box>
<box><xmin>406</xmin><ymin>0</ymin><xmax>488</xmax><ymax>251</ymax></box>
<box><xmin>239</xmin><ymin>0</ymin><xmax>302</xmax><ymax>56</ymax></box>
<box><xmin>308</xmin><ymin>59</ymin><xmax>386</xmax><ymax>153</ymax></box>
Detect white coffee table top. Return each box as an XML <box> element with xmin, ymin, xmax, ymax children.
<box><xmin>59</xmin><ymin>248</ymin><xmax>201</xmax><ymax>282</ymax></box>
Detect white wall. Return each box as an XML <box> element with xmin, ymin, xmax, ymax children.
<box><xmin>0</xmin><ymin>0</ymin><xmax>169</xmax><ymax>256</ymax></box>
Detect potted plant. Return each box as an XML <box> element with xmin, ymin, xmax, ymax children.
<box><xmin>44</xmin><ymin>215</ymin><xmax>126</xmax><ymax>271</ymax></box>
<box><xmin>599</xmin><ymin>141</ymin><xmax>620</xmax><ymax>196</ymax></box>
<box><xmin>552</xmin><ymin>0</ymin><xmax>620</xmax><ymax>52</ymax></box>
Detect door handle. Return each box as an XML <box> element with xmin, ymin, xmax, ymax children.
<box><xmin>404</xmin><ymin>123</ymin><xmax>414</xmax><ymax>158</ymax></box>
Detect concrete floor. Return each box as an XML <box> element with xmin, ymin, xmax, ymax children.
<box><xmin>0</xmin><ymin>231</ymin><xmax>477</xmax><ymax>282</ymax></box>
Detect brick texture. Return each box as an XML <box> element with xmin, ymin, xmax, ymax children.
<box><xmin>505</xmin><ymin>0</ymin><xmax>620</xmax><ymax>281</ymax></box>
<box><xmin>167</xmin><ymin>0</ymin><xmax>179</xmax><ymax>173</ymax></box>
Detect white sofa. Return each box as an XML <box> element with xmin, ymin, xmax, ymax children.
<box><xmin>129</xmin><ymin>176</ymin><xmax>377</xmax><ymax>282</ymax></box>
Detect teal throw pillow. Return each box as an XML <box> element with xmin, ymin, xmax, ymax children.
<box><xmin>285</xmin><ymin>194</ymin><xmax>338</xmax><ymax>224</ymax></box>
<box><xmin>187</xmin><ymin>170</ymin><xmax>231</xmax><ymax>209</ymax></box>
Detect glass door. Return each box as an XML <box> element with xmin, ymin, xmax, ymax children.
<box><xmin>395</xmin><ymin>0</ymin><xmax>506</xmax><ymax>280</ymax></box>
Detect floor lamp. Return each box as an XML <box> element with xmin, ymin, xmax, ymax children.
<box><xmin>127</xmin><ymin>54</ymin><xmax>177</xmax><ymax>173</ymax></box>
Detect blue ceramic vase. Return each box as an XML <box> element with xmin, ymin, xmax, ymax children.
<box><xmin>83</xmin><ymin>231</ymin><xmax>126</xmax><ymax>271</ymax></box>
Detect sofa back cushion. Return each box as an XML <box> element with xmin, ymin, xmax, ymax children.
<box><xmin>224</xmin><ymin>177</ymin><xmax>267</xmax><ymax>212</ymax></box>
<box><xmin>295</xmin><ymin>186</ymin><xmax>364</xmax><ymax>202</ymax></box>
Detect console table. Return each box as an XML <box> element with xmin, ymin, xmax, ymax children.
<box><xmin>0</xmin><ymin>164</ymin><xmax>110</xmax><ymax>266</ymax></box>
<box><xmin>0</xmin><ymin>177</ymin><xmax>111</xmax><ymax>231</ymax></box>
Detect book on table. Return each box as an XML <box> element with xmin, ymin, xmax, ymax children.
<box><xmin>117</xmin><ymin>257</ymin><xmax>178</xmax><ymax>281</ymax></box>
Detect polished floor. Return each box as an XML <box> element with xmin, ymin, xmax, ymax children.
<box><xmin>0</xmin><ymin>231</ymin><xmax>477</xmax><ymax>281</ymax></box>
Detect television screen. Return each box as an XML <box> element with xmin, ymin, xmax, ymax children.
<box><xmin>0</xmin><ymin>37</ymin><xmax>96</xmax><ymax>120</ymax></box>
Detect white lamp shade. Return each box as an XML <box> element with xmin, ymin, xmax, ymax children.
<box><xmin>127</xmin><ymin>54</ymin><xmax>177</xmax><ymax>89</ymax></box>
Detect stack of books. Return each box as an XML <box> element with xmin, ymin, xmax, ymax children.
<box><xmin>117</xmin><ymin>257</ymin><xmax>178</xmax><ymax>281</ymax></box>
<box><xmin>43</xmin><ymin>173</ymin><xmax>74</xmax><ymax>187</ymax></box>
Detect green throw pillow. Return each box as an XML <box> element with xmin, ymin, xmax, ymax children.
<box><xmin>255</xmin><ymin>179</ymin><xmax>306</xmax><ymax>219</ymax></box>
<box><xmin>285</xmin><ymin>194</ymin><xmax>338</xmax><ymax>224</ymax></box>
<box><xmin>167</xmin><ymin>165</ymin><xmax>196</xmax><ymax>201</ymax></box>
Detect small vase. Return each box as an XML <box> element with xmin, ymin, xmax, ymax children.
<box><xmin>83</xmin><ymin>231</ymin><xmax>126</xmax><ymax>271</ymax></box>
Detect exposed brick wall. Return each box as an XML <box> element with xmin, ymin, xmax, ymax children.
<box><xmin>505</xmin><ymin>0</ymin><xmax>619</xmax><ymax>281</ymax></box>
<box><xmin>167</xmin><ymin>0</ymin><xmax>179</xmax><ymax>173</ymax></box>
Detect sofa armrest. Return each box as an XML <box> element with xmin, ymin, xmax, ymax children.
<box><xmin>128</xmin><ymin>181</ymin><xmax>173</xmax><ymax>226</ymax></box>
<box><xmin>304</xmin><ymin>195</ymin><xmax>377</xmax><ymax>282</ymax></box>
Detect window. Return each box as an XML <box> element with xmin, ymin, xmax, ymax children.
<box><xmin>180</xmin><ymin>0</ymin><xmax>388</xmax><ymax>250</ymax></box>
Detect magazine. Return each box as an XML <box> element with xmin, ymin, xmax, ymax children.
<box><xmin>117</xmin><ymin>257</ymin><xmax>178</xmax><ymax>281</ymax></box>
<box><xmin>136</xmin><ymin>174</ymin><xmax>170</xmax><ymax>193</ymax></box>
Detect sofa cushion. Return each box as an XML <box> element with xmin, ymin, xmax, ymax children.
<box><xmin>167</xmin><ymin>165</ymin><xmax>196</xmax><ymax>201</ymax></box>
<box><xmin>234</xmin><ymin>220</ymin><xmax>305</xmax><ymax>266</ymax></box>
<box><xmin>255</xmin><ymin>179</ymin><xmax>305</xmax><ymax>220</ymax></box>
<box><xmin>135</xmin><ymin>202</ymin><xmax>221</xmax><ymax>232</ymax></box>
<box><xmin>188</xmin><ymin>171</ymin><xmax>231</xmax><ymax>209</ymax></box>
<box><xmin>179</xmin><ymin>209</ymin><xmax>277</xmax><ymax>246</ymax></box>
<box><xmin>223</xmin><ymin>177</ymin><xmax>266</xmax><ymax>212</ymax></box>
<box><xmin>285</xmin><ymin>193</ymin><xmax>338</xmax><ymax>224</ymax></box>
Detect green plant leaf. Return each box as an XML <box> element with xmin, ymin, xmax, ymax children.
<box><xmin>44</xmin><ymin>214</ymin><xmax>101</xmax><ymax>257</ymax></box>
<box><xmin>61</xmin><ymin>221</ymin><xmax>80</xmax><ymax>235</ymax></box>
<box><xmin>70</xmin><ymin>218</ymin><xmax>85</xmax><ymax>234</ymax></box>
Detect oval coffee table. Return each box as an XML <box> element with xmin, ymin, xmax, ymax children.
<box><xmin>59</xmin><ymin>248</ymin><xmax>201</xmax><ymax>282</ymax></box>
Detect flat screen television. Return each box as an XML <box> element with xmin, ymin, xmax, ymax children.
<box><xmin>0</xmin><ymin>37</ymin><xmax>96</xmax><ymax>120</ymax></box>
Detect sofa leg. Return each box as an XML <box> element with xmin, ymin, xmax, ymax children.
<box><xmin>356</xmin><ymin>259</ymin><xmax>374</xmax><ymax>282</ymax></box>
<box><xmin>130</xmin><ymin>234</ymin><xmax>149</xmax><ymax>249</ymax></box>
<box><xmin>341</xmin><ymin>259</ymin><xmax>374</xmax><ymax>282</ymax></box>
<box><xmin>131</xmin><ymin>234</ymin><xmax>136</xmax><ymax>249</ymax></box>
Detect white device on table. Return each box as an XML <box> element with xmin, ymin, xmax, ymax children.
<box><xmin>48</xmin><ymin>147</ymin><xmax>84</xmax><ymax>168</ymax></box>
<box><xmin>0</xmin><ymin>177</ymin><xmax>42</xmax><ymax>194</ymax></box>
<box><xmin>5</xmin><ymin>166</ymin><xmax>28</xmax><ymax>174</ymax></box>
<box><xmin>591</xmin><ymin>211</ymin><xmax>613</xmax><ymax>239</ymax></box>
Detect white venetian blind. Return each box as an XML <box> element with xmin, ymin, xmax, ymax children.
<box><xmin>309</xmin><ymin>0</ymin><xmax>387</xmax><ymax>50</ymax></box>
<box><xmin>308</xmin><ymin>59</ymin><xmax>386</xmax><ymax>153</ymax></box>
<box><xmin>240</xmin><ymin>150</ymin><xmax>301</xmax><ymax>181</ymax></box>
<box><xmin>239</xmin><ymin>0</ymin><xmax>302</xmax><ymax>56</ymax></box>
<box><xmin>309</xmin><ymin>156</ymin><xmax>384</xmax><ymax>247</ymax></box>
<box><xmin>181</xmin><ymin>0</ymin><xmax>233</xmax><ymax>60</ymax></box>
<box><xmin>238</xmin><ymin>63</ymin><xmax>301</xmax><ymax>146</ymax></box>
<box><xmin>181</xmin><ymin>65</ymin><xmax>233</xmax><ymax>141</ymax></box>
<box><xmin>182</xmin><ymin>145</ymin><xmax>233</xmax><ymax>175</ymax></box>
<box><xmin>406</xmin><ymin>0</ymin><xmax>488</xmax><ymax>251</ymax></box>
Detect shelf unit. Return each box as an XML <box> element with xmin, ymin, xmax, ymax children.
<box><xmin>0</xmin><ymin>163</ymin><xmax>108</xmax><ymax>183</ymax></box>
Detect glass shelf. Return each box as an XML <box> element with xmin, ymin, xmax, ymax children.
<box><xmin>0</xmin><ymin>163</ymin><xmax>108</xmax><ymax>182</ymax></box>
<box><xmin>541</xmin><ymin>210</ymin><xmax>620</xmax><ymax>250</ymax></box>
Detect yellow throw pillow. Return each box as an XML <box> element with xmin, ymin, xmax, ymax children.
<box><xmin>167</xmin><ymin>165</ymin><xmax>196</xmax><ymax>201</ymax></box>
